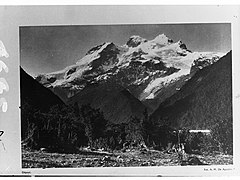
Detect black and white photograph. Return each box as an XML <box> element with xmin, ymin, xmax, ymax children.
<box><xmin>0</xmin><ymin>4</ymin><xmax>240</xmax><ymax>176</ymax></box>
<box><xmin>20</xmin><ymin>23</ymin><xmax>233</xmax><ymax>168</ymax></box>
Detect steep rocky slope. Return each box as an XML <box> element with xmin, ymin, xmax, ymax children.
<box><xmin>150</xmin><ymin>51</ymin><xmax>232</xmax><ymax>130</ymax></box>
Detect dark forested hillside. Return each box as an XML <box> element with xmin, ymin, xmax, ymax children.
<box><xmin>151</xmin><ymin>51</ymin><xmax>232</xmax><ymax>128</ymax></box>
<box><xmin>21</xmin><ymin>67</ymin><xmax>69</xmax><ymax>150</ymax></box>
<box><xmin>150</xmin><ymin>51</ymin><xmax>232</xmax><ymax>153</ymax></box>
<box><xmin>20</xmin><ymin>67</ymin><xmax>64</xmax><ymax>111</ymax></box>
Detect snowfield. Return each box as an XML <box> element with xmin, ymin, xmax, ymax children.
<box><xmin>142</xmin><ymin>51</ymin><xmax>224</xmax><ymax>99</ymax></box>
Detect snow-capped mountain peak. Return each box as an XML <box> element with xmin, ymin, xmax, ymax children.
<box><xmin>76</xmin><ymin>42</ymin><xmax>113</xmax><ymax>66</ymax></box>
<box><xmin>151</xmin><ymin>33</ymin><xmax>173</xmax><ymax>45</ymax></box>
<box><xmin>36</xmin><ymin>33</ymin><xmax>225</xmax><ymax>105</ymax></box>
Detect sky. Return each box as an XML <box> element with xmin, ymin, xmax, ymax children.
<box><xmin>20</xmin><ymin>23</ymin><xmax>231</xmax><ymax>77</ymax></box>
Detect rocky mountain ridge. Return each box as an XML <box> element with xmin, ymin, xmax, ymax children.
<box><xmin>36</xmin><ymin>34</ymin><xmax>224</xmax><ymax>111</ymax></box>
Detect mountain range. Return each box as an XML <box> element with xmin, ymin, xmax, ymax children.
<box><xmin>22</xmin><ymin>33</ymin><xmax>230</xmax><ymax>127</ymax></box>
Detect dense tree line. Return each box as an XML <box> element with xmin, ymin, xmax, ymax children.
<box><xmin>21</xmin><ymin>101</ymin><xmax>149</xmax><ymax>152</ymax></box>
<box><xmin>21</xmin><ymin>100</ymin><xmax>232</xmax><ymax>155</ymax></box>
<box><xmin>21</xmin><ymin>102</ymin><xmax>88</xmax><ymax>153</ymax></box>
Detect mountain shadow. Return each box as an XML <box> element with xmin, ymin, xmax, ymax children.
<box><xmin>67</xmin><ymin>82</ymin><xmax>147</xmax><ymax>124</ymax></box>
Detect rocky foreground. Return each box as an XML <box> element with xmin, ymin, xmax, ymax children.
<box><xmin>22</xmin><ymin>148</ymin><xmax>233</xmax><ymax>168</ymax></box>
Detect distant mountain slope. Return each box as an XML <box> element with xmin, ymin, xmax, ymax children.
<box><xmin>150</xmin><ymin>51</ymin><xmax>232</xmax><ymax>129</ymax></box>
<box><xmin>67</xmin><ymin>82</ymin><xmax>146</xmax><ymax>124</ymax></box>
<box><xmin>36</xmin><ymin>34</ymin><xmax>223</xmax><ymax>111</ymax></box>
<box><xmin>20</xmin><ymin>67</ymin><xmax>64</xmax><ymax>112</ymax></box>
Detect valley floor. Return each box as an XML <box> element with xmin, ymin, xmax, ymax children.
<box><xmin>22</xmin><ymin>148</ymin><xmax>233</xmax><ymax>168</ymax></box>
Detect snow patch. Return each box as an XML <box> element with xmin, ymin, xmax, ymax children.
<box><xmin>145</xmin><ymin>93</ymin><xmax>154</xmax><ymax>99</ymax></box>
<box><xmin>143</xmin><ymin>68</ymin><xmax>190</xmax><ymax>99</ymax></box>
